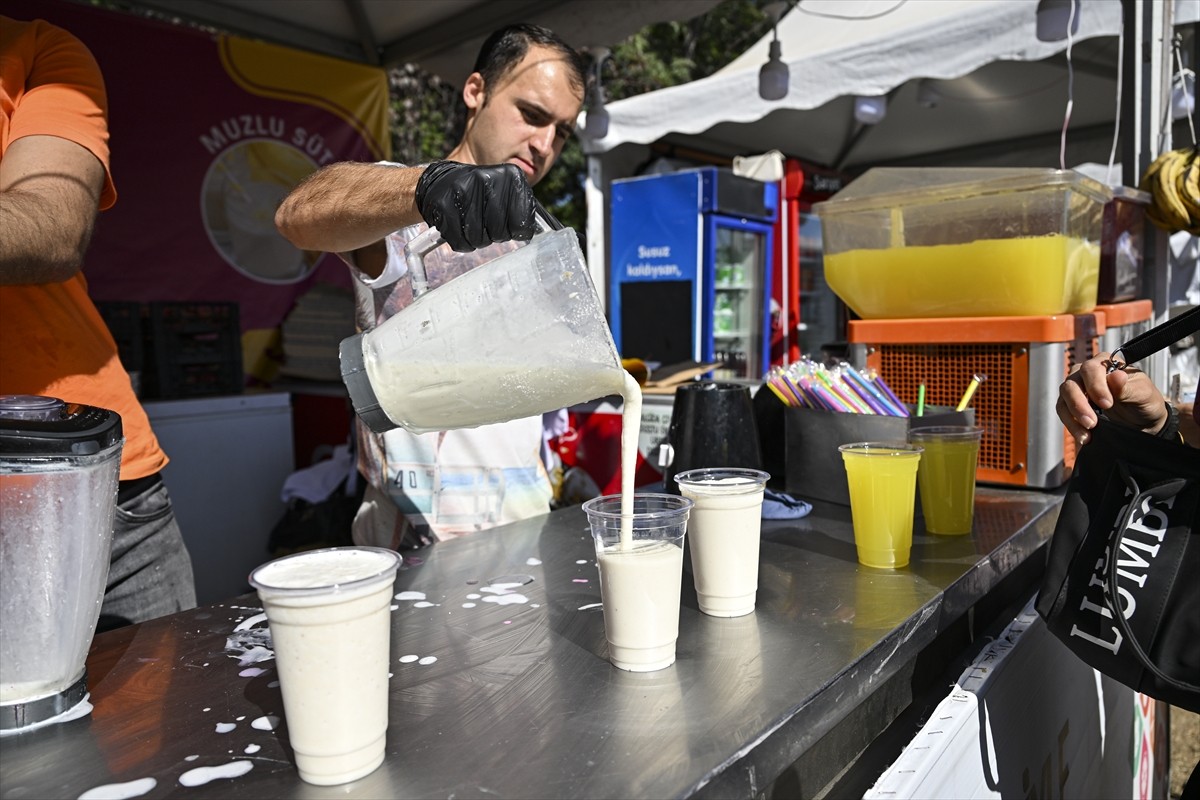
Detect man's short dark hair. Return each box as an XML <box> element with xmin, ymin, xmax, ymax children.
<box><xmin>473</xmin><ymin>24</ymin><xmax>586</xmax><ymax>95</ymax></box>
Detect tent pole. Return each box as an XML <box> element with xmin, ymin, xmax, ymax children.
<box><xmin>1119</xmin><ymin>0</ymin><xmax>1174</xmax><ymax>391</ymax></box>
<box><xmin>585</xmin><ymin>155</ymin><xmax>608</xmax><ymax>315</ymax></box>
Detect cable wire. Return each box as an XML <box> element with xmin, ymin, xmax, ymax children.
<box><xmin>1059</xmin><ymin>0</ymin><xmax>1077</xmax><ymax>171</ymax></box>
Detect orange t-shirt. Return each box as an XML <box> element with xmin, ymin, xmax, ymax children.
<box><xmin>0</xmin><ymin>16</ymin><xmax>167</xmax><ymax>480</ymax></box>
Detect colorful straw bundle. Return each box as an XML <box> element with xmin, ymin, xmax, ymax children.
<box><xmin>764</xmin><ymin>360</ymin><xmax>909</xmax><ymax>417</ymax></box>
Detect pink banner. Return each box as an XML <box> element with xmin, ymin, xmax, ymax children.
<box><xmin>13</xmin><ymin>0</ymin><xmax>390</xmax><ymax>332</ymax></box>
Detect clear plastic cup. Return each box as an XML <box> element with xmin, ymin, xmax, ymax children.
<box><xmin>582</xmin><ymin>494</ymin><xmax>692</xmax><ymax>672</ymax></box>
<box><xmin>673</xmin><ymin>468</ymin><xmax>770</xmax><ymax>617</ymax></box>
<box><xmin>838</xmin><ymin>443</ymin><xmax>923</xmax><ymax>569</ymax></box>
<box><xmin>908</xmin><ymin>426</ymin><xmax>984</xmax><ymax>535</ymax></box>
<box><xmin>249</xmin><ymin>547</ymin><xmax>401</xmax><ymax>785</ymax></box>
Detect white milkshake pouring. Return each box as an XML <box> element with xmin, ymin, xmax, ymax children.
<box><xmin>618</xmin><ymin>372</ymin><xmax>642</xmax><ymax>550</ymax></box>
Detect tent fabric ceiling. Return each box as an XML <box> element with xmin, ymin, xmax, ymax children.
<box><xmin>583</xmin><ymin>0</ymin><xmax>1199</xmax><ymax>172</ymax></box>
<box><xmin>107</xmin><ymin>0</ymin><xmax>722</xmax><ymax>84</ymax></box>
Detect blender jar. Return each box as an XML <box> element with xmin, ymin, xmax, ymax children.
<box><xmin>0</xmin><ymin>395</ymin><xmax>123</xmax><ymax>732</ymax></box>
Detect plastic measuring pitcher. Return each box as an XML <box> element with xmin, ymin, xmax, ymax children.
<box><xmin>340</xmin><ymin>216</ymin><xmax>625</xmax><ymax>434</ymax></box>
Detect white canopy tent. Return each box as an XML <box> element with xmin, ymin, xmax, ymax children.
<box><xmin>580</xmin><ymin>0</ymin><xmax>1197</xmax><ymax>381</ymax></box>
<box><xmin>580</xmin><ymin>0</ymin><xmax>1197</xmax><ymax>168</ymax></box>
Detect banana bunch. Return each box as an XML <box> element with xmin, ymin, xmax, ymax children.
<box><xmin>1139</xmin><ymin>146</ymin><xmax>1200</xmax><ymax>235</ymax></box>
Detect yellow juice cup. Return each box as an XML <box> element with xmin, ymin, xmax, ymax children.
<box><xmin>909</xmin><ymin>426</ymin><xmax>984</xmax><ymax>535</ymax></box>
<box><xmin>838</xmin><ymin>443</ymin><xmax>923</xmax><ymax>569</ymax></box>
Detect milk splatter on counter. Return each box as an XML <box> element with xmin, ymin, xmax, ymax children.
<box><xmin>232</xmin><ymin>612</ymin><xmax>267</xmax><ymax>631</ymax></box>
<box><xmin>399</xmin><ymin>654</ymin><xmax>439</xmax><ymax>665</ymax></box>
<box><xmin>178</xmin><ymin>761</ymin><xmax>254</xmax><ymax>786</ymax></box>
<box><xmin>77</xmin><ymin>777</ymin><xmax>156</xmax><ymax>799</ymax></box>
<box><xmin>394</xmin><ymin>590</ymin><xmax>425</xmax><ymax>601</ymax></box>
<box><xmin>477</xmin><ymin>576</ymin><xmax>534</xmax><ymax>607</ymax></box>
<box><xmin>251</xmin><ymin>715</ymin><xmax>280</xmax><ymax>731</ymax></box>
<box><xmin>214</xmin><ymin>722</ymin><xmax>236</xmax><ymax>733</ymax></box>
<box><xmin>224</xmin><ymin>620</ymin><xmax>273</xmax><ymax>667</ymax></box>
<box><xmin>482</xmin><ymin>593</ymin><xmax>529</xmax><ymax>606</ymax></box>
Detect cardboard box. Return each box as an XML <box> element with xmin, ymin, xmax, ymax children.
<box><xmin>784</xmin><ymin>405</ymin><xmax>973</xmax><ymax>505</ymax></box>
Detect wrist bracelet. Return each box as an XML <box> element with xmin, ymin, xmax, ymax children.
<box><xmin>1154</xmin><ymin>403</ymin><xmax>1183</xmax><ymax>443</ymax></box>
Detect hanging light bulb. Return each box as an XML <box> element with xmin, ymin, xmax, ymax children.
<box><xmin>854</xmin><ymin>95</ymin><xmax>887</xmax><ymax>125</ymax></box>
<box><xmin>758</xmin><ymin>2</ymin><xmax>789</xmax><ymax>101</ymax></box>
<box><xmin>759</xmin><ymin>38</ymin><xmax>789</xmax><ymax>101</ymax></box>
<box><xmin>581</xmin><ymin>48</ymin><xmax>610</xmax><ymax>140</ymax></box>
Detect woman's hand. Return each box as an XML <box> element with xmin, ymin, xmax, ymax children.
<box><xmin>1057</xmin><ymin>353</ymin><xmax>1169</xmax><ymax>446</ymax></box>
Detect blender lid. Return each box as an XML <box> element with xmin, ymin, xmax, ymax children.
<box><xmin>0</xmin><ymin>395</ymin><xmax>122</xmax><ymax>456</ymax></box>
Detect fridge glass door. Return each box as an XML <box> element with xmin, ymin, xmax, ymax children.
<box><xmin>713</xmin><ymin>226</ymin><xmax>765</xmax><ymax>380</ymax></box>
<box><xmin>797</xmin><ymin>210</ymin><xmax>842</xmax><ymax>360</ymax></box>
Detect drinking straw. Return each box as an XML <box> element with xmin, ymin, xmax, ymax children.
<box><xmin>799</xmin><ymin>375</ymin><xmax>844</xmax><ymax>412</ymax></box>
<box><xmin>792</xmin><ymin>375</ymin><xmax>826</xmax><ymax>410</ymax></box>
<box><xmin>813</xmin><ymin>369</ymin><xmax>869</xmax><ymax>414</ymax></box>
<box><xmin>812</xmin><ymin>382</ymin><xmax>849</xmax><ymax>413</ymax></box>
<box><xmin>956</xmin><ymin>373</ymin><xmax>987</xmax><ymax>412</ymax></box>
<box><xmin>871</xmin><ymin>373</ymin><xmax>909</xmax><ymax>417</ymax></box>
<box><xmin>917</xmin><ymin>384</ymin><xmax>926</xmax><ymax>417</ymax></box>
<box><xmin>843</xmin><ymin>373</ymin><xmax>891</xmax><ymax>415</ymax></box>
<box><xmin>781</xmin><ymin>374</ymin><xmax>809</xmax><ymax>407</ymax></box>
<box><xmin>843</xmin><ymin>365</ymin><xmax>903</xmax><ymax>416</ymax></box>
<box><xmin>765</xmin><ymin>380</ymin><xmax>792</xmax><ymax>407</ymax></box>
<box><xmin>829</xmin><ymin>379</ymin><xmax>874</xmax><ymax>414</ymax></box>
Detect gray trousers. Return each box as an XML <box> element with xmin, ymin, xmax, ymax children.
<box><xmin>97</xmin><ymin>476</ymin><xmax>197</xmax><ymax>632</ymax></box>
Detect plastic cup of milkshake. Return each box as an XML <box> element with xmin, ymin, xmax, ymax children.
<box><xmin>673</xmin><ymin>468</ymin><xmax>770</xmax><ymax>617</ymax></box>
<box><xmin>249</xmin><ymin>546</ymin><xmax>401</xmax><ymax>785</ymax></box>
<box><xmin>582</xmin><ymin>494</ymin><xmax>693</xmax><ymax>672</ymax></box>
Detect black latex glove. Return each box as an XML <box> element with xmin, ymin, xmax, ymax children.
<box><xmin>414</xmin><ymin>161</ymin><xmax>538</xmax><ymax>252</ymax></box>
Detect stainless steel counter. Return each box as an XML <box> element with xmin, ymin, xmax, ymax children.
<box><xmin>0</xmin><ymin>487</ymin><xmax>1062</xmax><ymax>799</ymax></box>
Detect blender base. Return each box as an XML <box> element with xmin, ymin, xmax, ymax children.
<box><xmin>0</xmin><ymin>671</ymin><xmax>89</xmax><ymax>732</ymax></box>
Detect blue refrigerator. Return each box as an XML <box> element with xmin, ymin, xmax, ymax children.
<box><xmin>609</xmin><ymin>168</ymin><xmax>778</xmax><ymax>381</ymax></box>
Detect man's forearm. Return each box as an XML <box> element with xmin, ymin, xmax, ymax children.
<box><xmin>0</xmin><ymin>189</ymin><xmax>91</xmax><ymax>285</ymax></box>
<box><xmin>275</xmin><ymin>162</ymin><xmax>425</xmax><ymax>253</ymax></box>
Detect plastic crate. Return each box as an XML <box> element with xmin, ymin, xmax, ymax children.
<box><xmin>94</xmin><ymin>301</ymin><xmax>145</xmax><ymax>373</ymax></box>
<box><xmin>847</xmin><ymin>314</ymin><xmax>1103</xmax><ymax>488</ymax></box>
<box><xmin>143</xmin><ymin>302</ymin><xmax>244</xmax><ymax>399</ymax></box>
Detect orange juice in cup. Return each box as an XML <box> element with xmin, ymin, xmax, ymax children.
<box><xmin>838</xmin><ymin>443</ymin><xmax>923</xmax><ymax>569</ymax></box>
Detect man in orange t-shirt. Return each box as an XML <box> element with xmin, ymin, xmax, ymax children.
<box><xmin>0</xmin><ymin>15</ymin><xmax>196</xmax><ymax>628</ymax></box>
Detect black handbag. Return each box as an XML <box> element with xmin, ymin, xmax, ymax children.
<box><xmin>1035</xmin><ymin>306</ymin><xmax>1200</xmax><ymax>713</ymax></box>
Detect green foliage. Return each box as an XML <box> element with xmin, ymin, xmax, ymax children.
<box><xmin>388</xmin><ymin>64</ymin><xmax>464</xmax><ymax>166</ymax></box>
<box><xmin>606</xmin><ymin>0</ymin><xmax>772</xmax><ymax>102</ymax></box>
